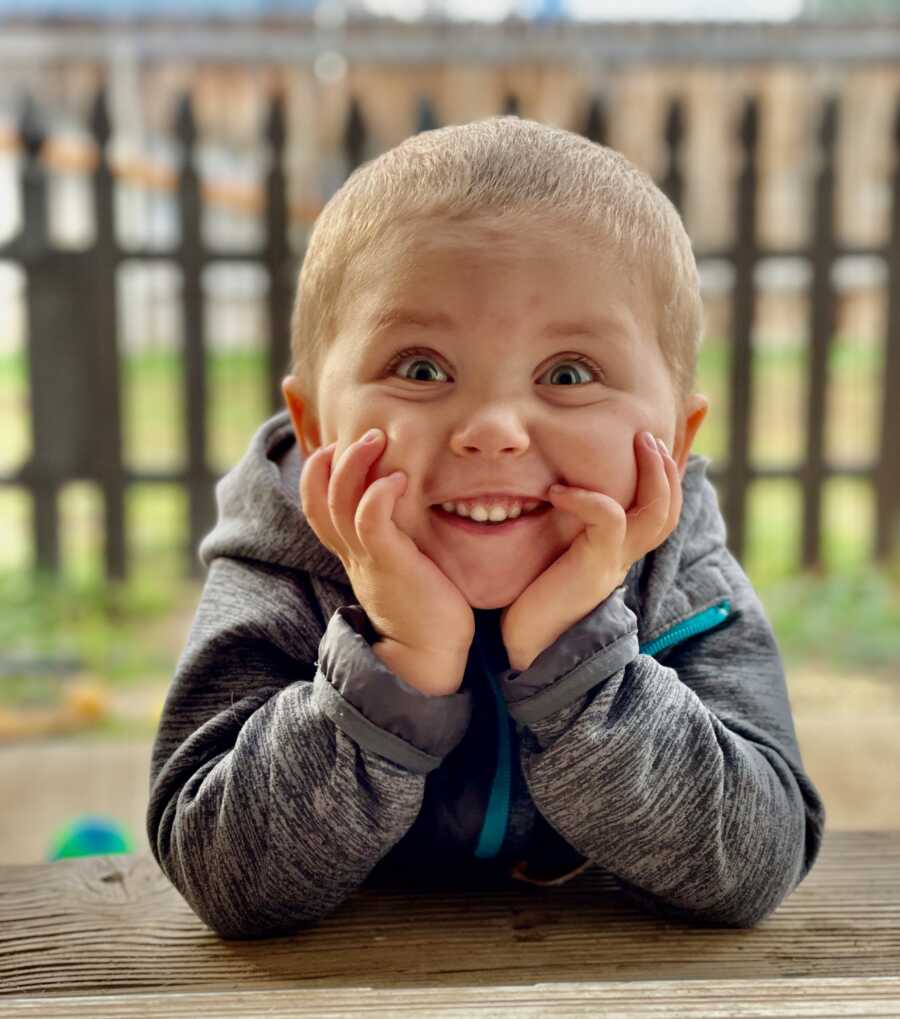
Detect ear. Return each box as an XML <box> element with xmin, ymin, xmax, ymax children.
<box><xmin>281</xmin><ymin>375</ymin><xmax>322</xmax><ymax>457</ymax></box>
<box><xmin>672</xmin><ymin>393</ymin><xmax>709</xmax><ymax>477</ymax></box>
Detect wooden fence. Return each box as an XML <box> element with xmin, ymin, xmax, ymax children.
<box><xmin>1</xmin><ymin>85</ymin><xmax>899</xmax><ymax>580</ymax></box>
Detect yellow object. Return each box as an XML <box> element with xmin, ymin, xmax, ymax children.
<box><xmin>64</xmin><ymin>682</ymin><xmax>111</xmax><ymax>722</ymax></box>
<box><xmin>0</xmin><ymin>679</ymin><xmax>111</xmax><ymax>742</ymax></box>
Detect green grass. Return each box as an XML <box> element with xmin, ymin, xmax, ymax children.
<box><xmin>692</xmin><ymin>332</ymin><xmax>882</xmax><ymax>467</ymax></box>
<box><xmin>762</xmin><ymin>566</ymin><xmax>900</xmax><ymax>674</ymax></box>
<box><xmin>122</xmin><ymin>345</ymin><xmax>270</xmax><ymax>474</ymax></box>
<box><xmin>0</xmin><ymin>337</ymin><xmax>898</xmax><ymax>729</ymax></box>
<box><xmin>0</xmin><ymin>568</ymin><xmax>194</xmax><ymax>695</ymax></box>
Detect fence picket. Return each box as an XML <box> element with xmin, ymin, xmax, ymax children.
<box><xmin>876</xmin><ymin>97</ymin><xmax>900</xmax><ymax>566</ymax></box>
<box><xmin>90</xmin><ymin>88</ymin><xmax>127</xmax><ymax>580</ymax></box>
<box><xmin>344</xmin><ymin>97</ymin><xmax>366</xmax><ymax>175</ymax></box>
<box><xmin>175</xmin><ymin>92</ymin><xmax>214</xmax><ymax>578</ymax></box>
<box><xmin>661</xmin><ymin>97</ymin><xmax>684</xmax><ymax>213</ymax></box>
<box><xmin>803</xmin><ymin>94</ymin><xmax>839</xmax><ymax>574</ymax></box>
<box><xmin>726</xmin><ymin>95</ymin><xmax>758</xmax><ymax>565</ymax></box>
<box><xmin>264</xmin><ymin>90</ymin><xmax>292</xmax><ymax>416</ymax></box>
<box><xmin>581</xmin><ymin>96</ymin><xmax>607</xmax><ymax>147</ymax></box>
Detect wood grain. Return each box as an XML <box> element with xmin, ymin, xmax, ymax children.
<box><xmin>0</xmin><ymin>831</ymin><xmax>897</xmax><ymax>1004</ymax></box>
<box><xmin>1</xmin><ymin>977</ymin><xmax>900</xmax><ymax>1018</ymax></box>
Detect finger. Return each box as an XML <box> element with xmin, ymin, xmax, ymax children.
<box><xmin>355</xmin><ymin>469</ymin><xmax>410</xmax><ymax>561</ymax></box>
<box><xmin>625</xmin><ymin>434</ymin><xmax>671</xmax><ymax>543</ymax></box>
<box><xmin>658</xmin><ymin>442</ymin><xmax>683</xmax><ymax>535</ymax></box>
<box><xmin>300</xmin><ymin>442</ymin><xmax>345</xmax><ymax>555</ymax></box>
<box><xmin>328</xmin><ymin>428</ymin><xmax>386</xmax><ymax>558</ymax></box>
<box><xmin>548</xmin><ymin>485</ymin><xmax>625</xmax><ymax>548</ymax></box>
<box><xmin>630</xmin><ymin>431</ymin><xmax>669</xmax><ymax>519</ymax></box>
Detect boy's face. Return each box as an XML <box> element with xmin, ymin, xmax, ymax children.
<box><xmin>284</xmin><ymin>216</ymin><xmax>707</xmax><ymax>611</ymax></box>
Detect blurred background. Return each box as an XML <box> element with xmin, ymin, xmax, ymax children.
<box><xmin>1</xmin><ymin>0</ymin><xmax>899</xmax><ymax>864</ymax></box>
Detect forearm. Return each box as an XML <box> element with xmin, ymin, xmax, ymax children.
<box><xmin>515</xmin><ymin>656</ymin><xmax>823</xmax><ymax>927</ymax></box>
<box><xmin>149</xmin><ymin>675</ymin><xmax>424</xmax><ymax>939</ymax></box>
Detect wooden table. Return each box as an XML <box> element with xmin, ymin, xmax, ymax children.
<box><xmin>1</xmin><ymin>831</ymin><xmax>898</xmax><ymax>1017</ymax></box>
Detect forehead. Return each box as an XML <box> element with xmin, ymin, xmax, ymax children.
<box><xmin>341</xmin><ymin>215</ymin><xmax>655</xmax><ymax>342</ymax></box>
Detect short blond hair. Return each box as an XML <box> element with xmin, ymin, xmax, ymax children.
<box><xmin>290</xmin><ymin>115</ymin><xmax>703</xmax><ymax>418</ymax></box>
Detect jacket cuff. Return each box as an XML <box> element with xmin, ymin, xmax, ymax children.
<box><xmin>315</xmin><ymin>605</ymin><xmax>473</xmax><ymax>775</ymax></box>
<box><xmin>498</xmin><ymin>588</ymin><xmax>639</xmax><ymax>726</ymax></box>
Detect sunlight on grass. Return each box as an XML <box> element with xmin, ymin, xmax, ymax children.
<box><xmin>822</xmin><ymin>477</ymin><xmax>874</xmax><ymax>572</ymax></box>
<box><xmin>207</xmin><ymin>346</ymin><xmax>271</xmax><ymax>474</ymax></box>
<box><xmin>751</xmin><ymin>338</ymin><xmax>806</xmax><ymax>465</ymax></box>
<box><xmin>744</xmin><ymin>479</ymin><xmax>802</xmax><ymax>587</ymax></box>
<box><xmin>761</xmin><ymin>566</ymin><xmax>900</xmax><ymax>675</ymax></box>
<box><xmin>698</xmin><ymin>332</ymin><xmax>879</xmax><ymax>470</ymax></box>
<box><xmin>0</xmin><ymin>343</ymin><xmax>29</xmax><ymax>472</ymax></box>
<box><xmin>127</xmin><ymin>483</ymin><xmax>188</xmax><ymax>583</ymax></box>
<box><xmin>0</xmin><ymin>486</ymin><xmax>30</xmax><ymax>572</ymax></box>
<box><xmin>59</xmin><ymin>483</ymin><xmax>104</xmax><ymax>583</ymax></box>
<box><xmin>123</xmin><ymin>347</ymin><xmax>185</xmax><ymax>472</ymax></box>
<box><xmin>0</xmin><ymin>566</ymin><xmax>186</xmax><ymax>698</ymax></box>
<box><xmin>122</xmin><ymin>347</ymin><xmax>273</xmax><ymax>475</ymax></box>
<box><xmin>826</xmin><ymin>333</ymin><xmax>880</xmax><ymax>466</ymax></box>
<box><xmin>692</xmin><ymin>335</ymin><xmax>727</xmax><ymax>465</ymax></box>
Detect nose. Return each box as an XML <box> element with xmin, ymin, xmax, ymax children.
<box><xmin>449</xmin><ymin>410</ymin><xmax>530</xmax><ymax>457</ymax></box>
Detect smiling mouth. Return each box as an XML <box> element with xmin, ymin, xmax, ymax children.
<box><xmin>429</xmin><ymin>502</ymin><xmax>552</xmax><ymax>534</ymax></box>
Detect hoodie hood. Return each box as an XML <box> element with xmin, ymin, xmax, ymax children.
<box><xmin>198</xmin><ymin>411</ymin><xmax>732</xmax><ymax>649</ymax></box>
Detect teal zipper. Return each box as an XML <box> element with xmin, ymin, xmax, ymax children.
<box><xmin>473</xmin><ymin>598</ymin><xmax>732</xmax><ymax>860</ymax></box>
<box><xmin>473</xmin><ymin>635</ymin><xmax>513</xmax><ymax>859</ymax></box>
<box><xmin>640</xmin><ymin>600</ymin><xmax>732</xmax><ymax>657</ymax></box>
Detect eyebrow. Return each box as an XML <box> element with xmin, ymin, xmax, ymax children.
<box><xmin>369</xmin><ymin>308</ymin><xmax>631</xmax><ymax>345</ymax></box>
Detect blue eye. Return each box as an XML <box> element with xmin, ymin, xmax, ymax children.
<box><xmin>539</xmin><ymin>357</ymin><xmax>602</xmax><ymax>386</ymax></box>
<box><xmin>390</xmin><ymin>353</ymin><xmax>448</xmax><ymax>383</ymax></box>
<box><xmin>384</xmin><ymin>347</ymin><xmax>604</xmax><ymax>386</ymax></box>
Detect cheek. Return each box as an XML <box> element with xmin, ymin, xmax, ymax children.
<box><xmin>371</xmin><ymin>421</ymin><xmax>424</xmax><ymax>487</ymax></box>
<box><xmin>569</xmin><ymin>436</ymin><xmax>638</xmax><ymax>509</ymax></box>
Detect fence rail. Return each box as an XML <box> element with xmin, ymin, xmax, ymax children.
<box><xmin>1</xmin><ymin>85</ymin><xmax>899</xmax><ymax>580</ymax></box>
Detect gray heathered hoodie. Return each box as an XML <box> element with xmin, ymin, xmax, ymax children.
<box><xmin>147</xmin><ymin>410</ymin><xmax>826</xmax><ymax>940</ymax></box>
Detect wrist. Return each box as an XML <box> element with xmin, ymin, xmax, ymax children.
<box><xmin>507</xmin><ymin>647</ymin><xmax>537</xmax><ymax>672</ymax></box>
<box><xmin>372</xmin><ymin>639</ymin><xmax>467</xmax><ymax>697</ymax></box>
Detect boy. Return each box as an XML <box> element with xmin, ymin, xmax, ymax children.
<box><xmin>147</xmin><ymin>116</ymin><xmax>825</xmax><ymax>940</ymax></box>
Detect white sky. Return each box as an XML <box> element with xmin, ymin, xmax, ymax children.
<box><xmin>364</xmin><ymin>0</ymin><xmax>805</xmax><ymax>22</ymax></box>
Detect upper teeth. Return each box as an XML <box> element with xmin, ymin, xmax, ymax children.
<box><xmin>441</xmin><ymin>499</ymin><xmax>541</xmax><ymax>522</ymax></box>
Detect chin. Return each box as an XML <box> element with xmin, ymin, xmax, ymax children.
<box><xmin>452</xmin><ymin>571</ymin><xmax>534</xmax><ymax>611</ymax></box>
<box><xmin>467</xmin><ymin>592</ymin><xmax>515</xmax><ymax>611</ymax></box>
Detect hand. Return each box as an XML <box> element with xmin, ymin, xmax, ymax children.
<box><xmin>500</xmin><ymin>431</ymin><xmax>683</xmax><ymax>671</ymax></box>
<box><xmin>300</xmin><ymin>429</ymin><xmax>475</xmax><ymax>693</ymax></box>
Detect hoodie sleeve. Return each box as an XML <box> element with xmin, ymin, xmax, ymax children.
<box><xmin>495</xmin><ymin>550</ymin><xmax>826</xmax><ymax>929</ymax></box>
<box><xmin>147</xmin><ymin>555</ymin><xmax>472</xmax><ymax>940</ymax></box>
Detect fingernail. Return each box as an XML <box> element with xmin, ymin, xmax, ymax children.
<box><xmin>657</xmin><ymin>437</ymin><xmax>669</xmax><ymax>457</ymax></box>
<box><xmin>362</xmin><ymin>428</ymin><xmax>381</xmax><ymax>444</ymax></box>
<box><xmin>641</xmin><ymin>431</ymin><xmax>657</xmax><ymax>451</ymax></box>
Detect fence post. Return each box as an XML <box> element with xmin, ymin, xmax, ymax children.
<box><xmin>726</xmin><ymin>96</ymin><xmax>759</xmax><ymax>566</ymax></box>
<box><xmin>415</xmin><ymin>95</ymin><xmax>439</xmax><ymax>133</ymax></box>
<box><xmin>803</xmin><ymin>94</ymin><xmax>838</xmax><ymax>575</ymax></box>
<box><xmin>661</xmin><ymin>97</ymin><xmax>684</xmax><ymax>213</ymax></box>
<box><xmin>18</xmin><ymin>97</ymin><xmax>60</xmax><ymax>576</ymax></box>
<box><xmin>89</xmin><ymin>87</ymin><xmax>127</xmax><ymax>581</ymax></box>
<box><xmin>343</xmin><ymin>97</ymin><xmax>366</xmax><ymax>175</ymax></box>
<box><xmin>264</xmin><ymin>90</ymin><xmax>292</xmax><ymax>416</ymax></box>
<box><xmin>876</xmin><ymin>98</ymin><xmax>900</xmax><ymax>566</ymax></box>
<box><xmin>581</xmin><ymin>96</ymin><xmax>607</xmax><ymax>146</ymax></box>
<box><xmin>175</xmin><ymin>92</ymin><xmax>214</xmax><ymax>579</ymax></box>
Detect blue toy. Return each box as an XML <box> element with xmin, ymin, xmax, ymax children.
<box><xmin>48</xmin><ymin>815</ymin><xmax>134</xmax><ymax>860</ymax></box>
